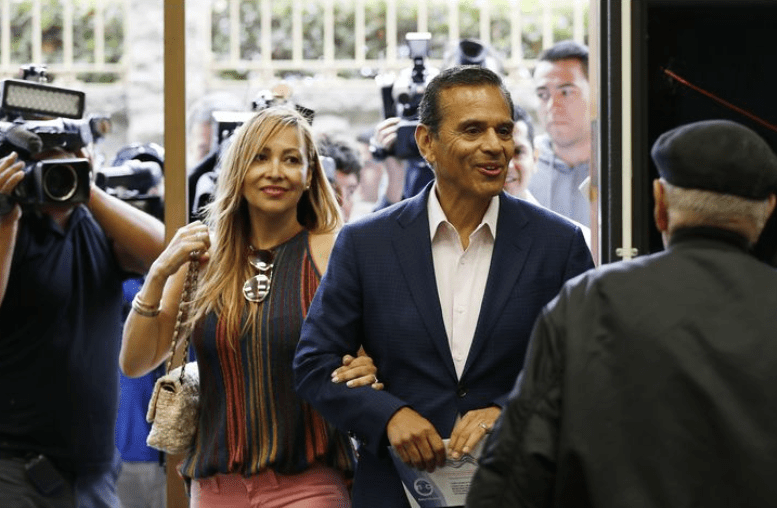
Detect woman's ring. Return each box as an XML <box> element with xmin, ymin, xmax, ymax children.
<box><xmin>479</xmin><ymin>422</ymin><xmax>492</xmax><ymax>433</ymax></box>
<box><xmin>372</xmin><ymin>375</ymin><xmax>379</xmax><ymax>384</ymax></box>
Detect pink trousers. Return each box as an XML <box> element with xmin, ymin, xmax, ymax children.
<box><xmin>190</xmin><ymin>463</ymin><xmax>350</xmax><ymax>508</ymax></box>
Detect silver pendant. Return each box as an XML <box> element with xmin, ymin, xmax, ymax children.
<box><xmin>248</xmin><ymin>249</ymin><xmax>274</xmax><ymax>271</ymax></box>
<box><xmin>243</xmin><ymin>274</ymin><xmax>271</xmax><ymax>303</ymax></box>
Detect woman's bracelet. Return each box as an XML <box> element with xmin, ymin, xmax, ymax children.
<box><xmin>131</xmin><ymin>294</ymin><xmax>161</xmax><ymax>317</ymax></box>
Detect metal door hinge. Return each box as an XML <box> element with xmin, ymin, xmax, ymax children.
<box><xmin>615</xmin><ymin>247</ymin><xmax>638</xmax><ymax>258</ymax></box>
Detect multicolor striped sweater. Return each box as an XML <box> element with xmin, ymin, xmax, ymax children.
<box><xmin>180</xmin><ymin>230</ymin><xmax>352</xmax><ymax>479</ymax></box>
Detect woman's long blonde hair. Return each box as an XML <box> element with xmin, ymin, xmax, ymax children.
<box><xmin>188</xmin><ymin>106</ymin><xmax>342</xmax><ymax>339</ymax></box>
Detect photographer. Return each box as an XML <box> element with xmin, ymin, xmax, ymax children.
<box><xmin>370</xmin><ymin>33</ymin><xmax>438</xmax><ymax>210</ymax></box>
<box><xmin>103</xmin><ymin>143</ymin><xmax>168</xmax><ymax>508</ymax></box>
<box><xmin>317</xmin><ymin>135</ymin><xmax>363</xmax><ymax>222</ymax></box>
<box><xmin>371</xmin><ymin>36</ymin><xmax>504</xmax><ymax>210</ymax></box>
<box><xmin>0</xmin><ymin>142</ymin><xmax>164</xmax><ymax>507</ymax></box>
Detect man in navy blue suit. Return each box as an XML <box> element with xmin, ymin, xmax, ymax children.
<box><xmin>294</xmin><ymin>65</ymin><xmax>594</xmax><ymax>507</ymax></box>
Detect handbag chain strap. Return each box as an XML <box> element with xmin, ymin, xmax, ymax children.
<box><xmin>164</xmin><ymin>259</ymin><xmax>200</xmax><ymax>382</ymax></box>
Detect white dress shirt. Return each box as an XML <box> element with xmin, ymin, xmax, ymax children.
<box><xmin>428</xmin><ymin>186</ymin><xmax>499</xmax><ymax>379</ymax></box>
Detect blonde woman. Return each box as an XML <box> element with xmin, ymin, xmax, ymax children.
<box><xmin>120</xmin><ymin>107</ymin><xmax>378</xmax><ymax>507</ymax></box>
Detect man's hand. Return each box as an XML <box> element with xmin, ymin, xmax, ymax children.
<box><xmin>448</xmin><ymin>406</ymin><xmax>502</xmax><ymax>459</ymax></box>
<box><xmin>331</xmin><ymin>348</ymin><xmax>384</xmax><ymax>390</ymax></box>
<box><xmin>386</xmin><ymin>407</ymin><xmax>446</xmax><ymax>472</ymax></box>
<box><xmin>0</xmin><ymin>152</ymin><xmax>24</xmax><ymax>220</ymax></box>
<box><xmin>373</xmin><ymin>117</ymin><xmax>401</xmax><ymax>152</ymax></box>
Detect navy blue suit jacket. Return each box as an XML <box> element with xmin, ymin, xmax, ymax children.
<box><xmin>294</xmin><ymin>184</ymin><xmax>594</xmax><ymax>507</ymax></box>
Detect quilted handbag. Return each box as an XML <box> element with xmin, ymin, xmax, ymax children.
<box><xmin>145</xmin><ymin>259</ymin><xmax>200</xmax><ymax>454</ymax></box>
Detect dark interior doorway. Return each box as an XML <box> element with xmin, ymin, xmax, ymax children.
<box><xmin>631</xmin><ymin>0</ymin><xmax>777</xmax><ymax>254</ymax></box>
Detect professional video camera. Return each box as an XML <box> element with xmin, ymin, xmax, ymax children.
<box><xmin>441</xmin><ymin>38</ymin><xmax>505</xmax><ymax>74</ymax></box>
<box><xmin>373</xmin><ymin>36</ymin><xmax>503</xmax><ymax>163</ymax></box>
<box><xmin>96</xmin><ymin>142</ymin><xmax>164</xmax><ymax>201</ymax></box>
<box><xmin>93</xmin><ymin>142</ymin><xmax>165</xmax><ymax>220</ymax></box>
<box><xmin>378</xmin><ymin>32</ymin><xmax>438</xmax><ymax>159</ymax></box>
<box><xmin>211</xmin><ymin>85</ymin><xmax>315</xmax><ymax>149</ymax></box>
<box><xmin>0</xmin><ymin>65</ymin><xmax>110</xmax><ymax>213</ymax></box>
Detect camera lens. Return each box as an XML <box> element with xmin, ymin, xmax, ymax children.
<box><xmin>42</xmin><ymin>164</ymin><xmax>79</xmax><ymax>202</ymax></box>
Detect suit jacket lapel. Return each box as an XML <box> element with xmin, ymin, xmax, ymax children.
<box><xmin>463</xmin><ymin>194</ymin><xmax>532</xmax><ymax>377</ymax></box>
<box><xmin>392</xmin><ymin>185</ymin><xmax>458</xmax><ymax>381</ymax></box>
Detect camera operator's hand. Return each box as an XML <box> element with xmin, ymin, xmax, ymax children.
<box><xmin>373</xmin><ymin>117</ymin><xmax>401</xmax><ymax>153</ymax></box>
<box><xmin>0</xmin><ymin>152</ymin><xmax>24</xmax><ymax>220</ymax></box>
<box><xmin>1</xmin><ymin>153</ymin><xmax>25</xmax><ymax>305</ymax></box>
<box><xmin>370</xmin><ymin>118</ymin><xmax>407</xmax><ymax>207</ymax></box>
<box><xmin>86</xmin><ymin>174</ymin><xmax>164</xmax><ymax>275</ymax></box>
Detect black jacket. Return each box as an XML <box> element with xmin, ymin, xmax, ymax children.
<box><xmin>467</xmin><ymin>227</ymin><xmax>777</xmax><ymax>508</ymax></box>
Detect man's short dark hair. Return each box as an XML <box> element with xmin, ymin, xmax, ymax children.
<box><xmin>538</xmin><ymin>40</ymin><xmax>589</xmax><ymax>78</ymax></box>
<box><xmin>513</xmin><ymin>104</ymin><xmax>535</xmax><ymax>150</ymax></box>
<box><xmin>418</xmin><ymin>65</ymin><xmax>514</xmax><ymax>137</ymax></box>
<box><xmin>317</xmin><ymin>135</ymin><xmax>362</xmax><ymax>180</ymax></box>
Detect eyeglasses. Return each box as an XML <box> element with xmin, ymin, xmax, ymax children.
<box><xmin>243</xmin><ymin>247</ymin><xmax>274</xmax><ymax>303</ymax></box>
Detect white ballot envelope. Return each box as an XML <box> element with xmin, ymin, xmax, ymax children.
<box><xmin>388</xmin><ymin>438</ymin><xmax>484</xmax><ymax>508</ymax></box>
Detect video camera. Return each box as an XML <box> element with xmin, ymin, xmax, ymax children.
<box><xmin>211</xmin><ymin>87</ymin><xmax>315</xmax><ymax>150</ymax></box>
<box><xmin>377</xmin><ymin>32</ymin><xmax>437</xmax><ymax>160</ymax></box>
<box><xmin>443</xmin><ymin>38</ymin><xmax>504</xmax><ymax>72</ymax></box>
<box><xmin>374</xmin><ymin>36</ymin><xmax>503</xmax><ymax>162</ymax></box>
<box><xmin>94</xmin><ymin>142</ymin><xmax>165</xmax><ymax>220</ymax></box>
<box><xmin>0</xmin><ymin>65</ymin><xmax>110</xmax><ymax>212</ymax></box>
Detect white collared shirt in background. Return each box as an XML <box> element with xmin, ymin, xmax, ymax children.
<box><xmin>428</xmin><ymin>186</ymin><xmax>499</xmax><ymax>379</ymax></box>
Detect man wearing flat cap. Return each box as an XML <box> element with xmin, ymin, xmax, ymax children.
<box><xmin>465</xmin><ymin>119</ymin><xmax>777</xmax><ymax>508</ymax></box>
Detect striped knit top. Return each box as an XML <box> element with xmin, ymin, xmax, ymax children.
<box><xmin>179</xmin><ymin>230</ymin><xmax>352</xmax><ymax>479</ymax></box>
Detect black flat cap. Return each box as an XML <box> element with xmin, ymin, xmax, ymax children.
<box><xmin>651</xmin><ymin>119</ymin><xmax>777</xmax><ymax>199</ymax></box>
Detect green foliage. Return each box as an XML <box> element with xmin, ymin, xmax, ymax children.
<box><xmin>270</xmin><ymin>4</ymin><xmax>293</xmax><ymax>60</ymax></box>
<box><xmin>302</xmin><ymin>3</ymin><xmax>325</xmax><ymax>60</ymax></box>
<box><xmin>3</xmin><ymin>0</ymin><xmax>587</xmax><ymax>82</ymax></box>
<box><xmin>334</xmin><ymin>3</ymin><xmax>356</xmax><ymax>60</ymax></box>
<box><xmin>6</xmin><ymin>0</ymin><xmax>124</xmax><ymax>78</ymax></box>
<box><xmin>363</xmin><ymin>2</ymin><xmax>387</xmax><ymax>59</ymax></box>
<box><xmin>77</xmin><ymin>72</ymin><xmax>121</xmax><ymax>83</ymax></box>
<box><xmin>73</xmin><ymin>3</ymin><xmax>96</xmax><ymax>63</ymax></box>
<box><xmin>40</xmin><ymin>0</ymin><xmax>63</xmax><ymax>64</ymax></box>
<box><xmin>217</xmin><ymin>69</ymin><xmax>250</xmax><ymax>81</ymax></box>
<box><xmin>211</xmin><ymin>2</ymin><xmax>230</xmax><ymax>58</ymax></box>
<box><xmin>104</xmin><ymin>3</ymin><xmax>124</xmax><ymax>64</ymax></box>
<box><xmin>205</xmin><ymin>0</ymin><xmax>588</xmax><ymax>74</ymax></box>
<box><xmin>10</xmin><ymin>2</ymin><xmax>33</xmax><ymax>63</ymax></box>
